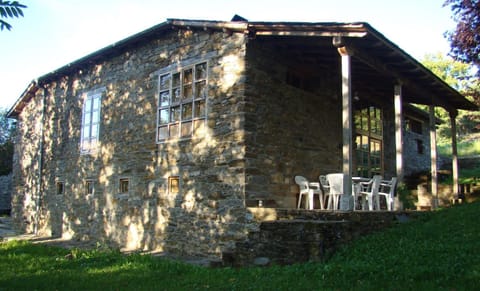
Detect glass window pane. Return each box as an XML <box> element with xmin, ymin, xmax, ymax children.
<box><xmin>91</xmin><ymin>124</ymin><xmax>99</xmax><ymax>138</ymax></box>
<box><xmin>160</xmin><ymin>91</ymin><xmax>170</xmax><ymax>107</ymax></box>
<box><xmin>195</xmin><ymin>62</ymin><xmax>207</xmax><ymax>80</ymax></box>
<box><xmin>158</xmin><ymin>126</ymin><xmax>168</xmax><ymax>140</ymax></box>
<box><xmin>84</xmin><ymin>113</ymin><xmax>92</xmax><ymax>125</ymax></box>
<box><xmin>93</xmin><ymin>97</ymin><xmax>100</xmax><ymax>110</ymax></box>
<box><xmin>181</xmin><ymin>121</ymin><xmax>192</xmax><ymax>137</ymax></box>
<box><xmin>182</xmin><ymin>103</ymin><xmax>192</xmax><ymax>120</ymax></box>
<box><xmin>194</xmin><ymin>80</ymin><xmax>206</xmax><ymax>99</ymax></box>
<box><xmin>171</xmin><ymin>106</ymin><xmax>181</xmax><ymax>122</ymax></box>
<box><xmin>172</xmin><ymin>73</ymin><xmax>180</xmax><ymax>87</ymax></box>
<box><xmin>183</xmin><ymin>85</ymin><xmax>192</xmax><ymax>100</ymax></box>
<box><xmin>92</xmin><ymin>111</ymin><xmax>100</xmax><ymax>123</ymax></box>
<box><xmin>85</xmin><ymin>99</ymin><xmax>92</xmax><ymax>112</ymax></box>
<box><xmin>160</xmin><ymin>74</ymin><xmax>170</xmax><ymax>90</ymax></box>
<box><xmin>159</xmin><ymin>109</ymin><xmax>169</xmax><ymax>124</ymax></box>
<box><xmin>173</xmin><ymin>88</ymin><xmax>181</xmax><ymax>103</ymax></box>
<box><xmin>183</xmin><ymin>68</ymin><xmax>193</xmax><ymax>83</ymax></box>
<box><xmin>83</xmin><ymin>126</ymin><xmax>91</xmax><ymax>138</ymax></box>
<box><xmin>194</xmin><ymin>100</ymin><xmax>205</xmax><ymax>118</ymax></box>
<box><xmin>170</xmin><ymin>123</ymin><xmax>179</xmax><ymax>138</ymax></box>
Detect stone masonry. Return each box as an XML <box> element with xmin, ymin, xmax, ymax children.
<box><xmin>11</xmin><ymin>28</ymin><xmax>253</xmax><ymax>259</ymax></box>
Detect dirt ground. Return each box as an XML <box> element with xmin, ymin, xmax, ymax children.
<box><xmin>0</xmin><ymin>216</ymin><xmax>95</xmax><ymax>249</ymax></box>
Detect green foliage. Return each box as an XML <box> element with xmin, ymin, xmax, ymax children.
<box><xmin>397</xmin><ymin>182</ymin><xmax>416</xmax><ymax>210</ymax></box>
<box><xmin>421</xmin><ymin>53</ymin><xmax>480</xmax><ymax>141</ymax></box>
<box><xmin>0</xmin><ymin>0</ymin><xmax>26</xmax><ymax>31</ymax></box>
<box><xmin>438</xmin><ymin>136</ymin><xmax>480</xmax><ymax>156</ymax></box>
<box><xmin>444</xmin><ymin>0</ymin><xmax>480</xmax><ymax>72</ymax></box>
<box><xmin>0</xmin><ymin>140</ymin><xmax>13</xmax><ymax>175</ymax></box>
<box><xmin>2</xmin><ymin>202</ymin><xmax>480</xmax><ymax>289</ymax></box>
<box><xmin>0</xmin><ymin>108</ymin><xmax>15</xmax><ymax>175</ymax></box>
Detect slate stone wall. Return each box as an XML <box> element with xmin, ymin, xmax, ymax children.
<box><xmin>403</xmin><ymin>125</ymin><xmax>431</xmax><ymax>176</ymax></box>
<box><xmin>11</xmin><ymin>29</ymin><xmax>253</xmax><ymax>258</ymax></box>
<box><xmin>244</xmin><ymin>40</ymin><xmax>343</xmax><ymax>208</ymax></box>
<box><xmin>227</xmin><ymin>208</ymin><xmax>420</xmax><ymax>266</ymax></box>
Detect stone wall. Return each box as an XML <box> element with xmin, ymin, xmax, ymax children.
<box><xmin>11</xmin><ymin>28</ymin><xmax>253</xmax><ymax>258</ymax></box>
<box><xmin>226</xmin><ymin>208</ymin><xmax>419</xmax><ymax>266</ymax></box>
<box><xmin>0</xmin><ymin>174</ymin><xmax>12</xmax><ymax>214</ymax></box>
<box><xmin>244</xmin><ymin>39</ymin><xmax>343</xmax><ymax>208</ymax></box>
<box><xmin>403</xmin><ymin>128</ymin><xmax>431</xmax><ymax>176</ymax></box>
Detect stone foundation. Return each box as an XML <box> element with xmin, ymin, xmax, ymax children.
<box><xmin>224</xmin><ymin>208</ymin><xmax>420</xmax><ymax>266</ymax></box>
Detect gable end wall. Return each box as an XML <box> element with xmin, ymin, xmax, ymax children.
<box><xmin>11</xmin><ymin>29</ymin><xmax>253</xmax><ymax>258</ymax></box>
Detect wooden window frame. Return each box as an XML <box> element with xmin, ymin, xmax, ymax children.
<box><xmin>85</xmin><ymin>180</ymin><xmax>95</xmax><ymax>195</ymax></box>
<box><xmin>156</xmin><ymin>61</ymin><xmax>208</xmax><ymax>142</ymax></box>
<box><xmin>119</xmin><ymin>178</ymin><xmax>129</xmax><ymax>194</ymax></box>
<box><xmin>80</xmin><ymin>89</ymin><xmax>103</xmax><ymax>154</ymax></box>
<box><xmin>168</xmin><ymin>176</ymin><xmax>180</xmax><ymax>195</ymax></box>
<box><xmin>354</xmin><ymin>106</ymin><xmax>384</xmax><ymax>177</ymax></box>
<box><xmin>56</xmin><ymin>181</ymin><xmax>64</xmax><ymax>195</ymax></box>
<box><xmin>405</xmin><ymin>116</ymin><xmax>423</xmax><ymax>135</ymax></box>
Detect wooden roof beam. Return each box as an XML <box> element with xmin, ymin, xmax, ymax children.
<box><xmin>343</xmin><ymin>40</ymin><xmax>454</xmax><ymax>110</ymax></box>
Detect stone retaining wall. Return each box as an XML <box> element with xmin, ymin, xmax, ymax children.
<box><xmin>224</xmin><ymin>208</ymin><xmax>419</xmax><ymax>266</ymax></box>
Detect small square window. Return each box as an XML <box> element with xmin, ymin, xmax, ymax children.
<box><xmin>168</xmin><ymin>176</ymin><xmax>180</xmax><ymax>194</ymax></box>
<box><xmin>119</xmin><ymin>178</ymin><xmax>129</xmax><ymax>193</ymax></box>
<box><xmin>416</xmin><ymin>139</ymin><xmax>424</xmax><ymax>154</ymax></box>
<box><xmin>85</xmin><ymin>180</ymin><xmax>94</xmax><ymax>195</ymax></box>
<box><xmin>56</xmin><ymin>182</ymin><xmax>64</xmax><ymax>195</ymax></box>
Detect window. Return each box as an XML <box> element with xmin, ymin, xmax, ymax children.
<box><xmin>354</xmin><ymin>106</ymin><xmax>383</xmax><ymax>177</ymax></box>
<box><xmin>119</xmin><ymin>178</ymin><xmax>129</xmax><ymax>193</ymax></box>
<box><xmin>156</xmin><ymin>62</ymin><xmax>208</xmax><ymax>142</ymax></box>
<box><xmin>168</xmin><ymin>176</ymin><xmax>180</xmax><ymax>194</ymax></box>
<box><xmin>81</xmin><ymin>91</ymin><xmax>102</xmax><ymax>153</ymax></box>
<box><xmin>416</xmin><ymin>139</ymin><xmax>424</xmax><ymax>154</ymax></box>
<box><xmin>405</xmin><ymin>117</ymin><xmax>423</xmax><ymax>134</ymax></box>
<box><xmin>85</xmin><ymin>180</ymin><xmax>94</xmax><ymax>195</ymax></box>
<box><xmin>56</xmin><ymin>182</ymin><xmax>64</xmax><ymax>195</ymax></box>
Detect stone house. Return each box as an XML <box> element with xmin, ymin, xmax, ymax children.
<box><xmin>7</xmin><ymin>17</ymin><xmax>476</xmax><ymax>259</ymax></box>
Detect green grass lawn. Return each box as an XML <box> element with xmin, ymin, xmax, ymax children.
<box><xmin>437</xmin><ymin>133</ymin><xmax>480</xmax><ymax>157</ymax></box>
<box><xmin>2</xmin><ymin>202</ymin><xmax>480</xmax><ymax>290</ymax></box>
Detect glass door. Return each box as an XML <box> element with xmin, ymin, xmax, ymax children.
<box><xmin>354</xmin><ymin>106</ymin><xmax>383</xmax><ymax>177</ymax></box>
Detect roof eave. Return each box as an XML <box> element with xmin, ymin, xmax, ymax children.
<box><xmin>361</xmin><ymin>24</ymin><xmax>478</xmax><ymax>111</ymax></box>
<box><xmin>7</xmin><ymin>81</ymin><xmax>38</xmax><ymax>118</ymax></box>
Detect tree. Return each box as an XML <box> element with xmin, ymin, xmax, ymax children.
<box><xmin>422</xmin><ymin>53</ymin><xmax>480</xmax><ymax>140</ymax></box>
<box><xmin>0</xmin><ymin>108</ymin><xmax>15</xmax><ymax>175</ymax></box>
<box><xmin>0</xmin><ymin>0</ymin><xmax>26</xmax><ymax>31</ymax></box>
<box><xmin>444</xmin><ymin>0</ymin><xmax>480</xmax><ymax>71</ymax></box>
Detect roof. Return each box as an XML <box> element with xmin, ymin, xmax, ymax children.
<box><xmin>8</xmin><ymin>17</ymin><xmax>477</xmax><ymax>117</ymax></box>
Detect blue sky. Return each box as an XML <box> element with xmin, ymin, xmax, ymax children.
<box><xmin>0</xmin><ymin>0</ymin><xmax>455</xmax><ymax>109</ymax></box>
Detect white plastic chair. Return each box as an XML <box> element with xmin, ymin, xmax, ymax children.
<box><xmin>358</xmin><ymin>175</ymin><xmax>382</xmax><ymax>210</ymax></box>
<box><xmin>378</xmin><ymin>177</ymin><xmax>397</xmax><ymax>211</ymax></box>
<box><xmin>294</xmin><ymin>176</ymin><xmax>323</xmax><ymax>210</ymax></box>
<box><xmin>319</xmin><ymin>175</ymin><xmax>330</xmax><ymax>209</ymax></box>
<box><xmin>326</xmin><ymin>173</ymin><xmax>343</xmax><ymax>210</ymax></box>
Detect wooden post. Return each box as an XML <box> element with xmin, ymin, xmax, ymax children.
<box><xmin>394</xmin><ymin>84</ymin><xmax>404</xmax><ymax>182</ymax></box>
<box><xmin>450</xmin><ymin>110</ymin><xmax>459</xmax><ymax>200</ymax></box>
<box><xmin>429</xmin><ymin>105</ymin><xmax>438</xmax><ymax>208</ymax></box>
<box><xmin>334</xmin><ymin>38</ymin><xmax>353</xmax><ymax>202</ymax></box>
